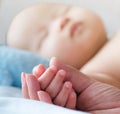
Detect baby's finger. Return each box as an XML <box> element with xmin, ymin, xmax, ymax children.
<box><xmin>38</xmin><ymin>65</ymin><xmax>57</xmax><ymax>90</ymax></box>
<box><xmin>65</xmin><ymin>90</ymin><xmax>77</xmax><ymax>109</ymax></box>
<box><xmin>37</xmin><ymin>91</ymin><xmax>52</xmax><ymax>104</ymax></box>
<box><xmin>53</xmin><ymin>81</ymin><xmax>72</xmax><ymax>107</ymax></box>
<box><xmin>32</xmin><ymin>64</ymin><xmax>46</xmax><ymax>79</ymax></box>
<box><xmin>21</xmin><ymin>72</ymin><xmax>29</xmax><ymax>99</ymax></box>
<box><xmin>26</xmin><ymin>74</ymin><xmax>40</xmax><ymax>100</ymax></box>
<box><xmin>46</xmin><ymin>70</ymin><xmax>66</xmax><ymax>98</ymax></box>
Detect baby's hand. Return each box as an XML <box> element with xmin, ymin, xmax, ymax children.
<box><xmin>33</xmin><ymin>64</ymin><xmax>77</xmax><ymax>109</ymax></box>
<box><xmin>21</xmin><ymin>72</ymin><xmax>52</xmax><ymax>104</ymax></box>
<box><xmin>21</xmin><ymin>71</ymin><xmax>76</xmax><ymax>109</ymax></box>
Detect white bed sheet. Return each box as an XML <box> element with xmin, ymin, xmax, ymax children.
<box><xmin>0</xmin><ymin>86</ymin><xmax>88</xmax><ymax>114</ymax></box>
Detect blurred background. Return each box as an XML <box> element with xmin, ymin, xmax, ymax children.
<box><xmin>0</xmin><ymin>0</ymin><xmax>120</xmax><ymax>44</ymax></box>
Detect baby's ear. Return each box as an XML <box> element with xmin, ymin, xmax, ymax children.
<box><xmin>32</xmin><ymin>64</ymin><xmax>46</xmax><ymax>79</ymax></box>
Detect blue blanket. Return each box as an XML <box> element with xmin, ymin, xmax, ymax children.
<box><xmin>0</xmin><ymin>46</ymin><xmax>49</xmax><ymax>88</ymax></box>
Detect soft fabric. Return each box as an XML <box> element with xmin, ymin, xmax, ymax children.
<box><xmin>0</xmin><ymin>87</ymin><xmax>88</xmax><ymax>114</ymax></box>
<box><xmin>0</xmin><ymin>97</ymin><xmax>88</xmax><ymax>114</ymax></box>
<box><xmin>0</xmin><ymin>46</ymin><xmax>49</xmax><ymax>87</ymax></box>
<box><xmin>0</xmin><ymin>86</ymin><xmax>22</xmax><ymax>97</ymax></box>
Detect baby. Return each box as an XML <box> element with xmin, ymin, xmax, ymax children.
<box><xmin>2</xmin><ymin>2</ymin><xmax>111</xmax><ymax>111</ymax></box>
<box><xmin>7</xmin><ymin>3</ymin><xmax>107</xmax><ymax>69</ymax></box>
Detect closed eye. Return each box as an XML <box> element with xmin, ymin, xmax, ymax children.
<box><xmin>60</xmin><ymin>17</ymin><xmax>70</xmax><ymax>30</ymax></box>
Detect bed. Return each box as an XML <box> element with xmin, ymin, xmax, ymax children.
<box><xmin>0</xmin><ymin>86</ymin><xmax>87</xmax><ymax>114</ymax></box>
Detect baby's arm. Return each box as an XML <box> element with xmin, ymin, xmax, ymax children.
<box><xmin>81</xmin><ymin>31</ymin><xmax>120</xmax><ymax>88</ymax></box>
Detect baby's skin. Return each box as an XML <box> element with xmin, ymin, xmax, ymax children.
<box><xmin>21</xmin><ymin>64</ymin><xmax>76</xmax><ymax>109</ymax></box>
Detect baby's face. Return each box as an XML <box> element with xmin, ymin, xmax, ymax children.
<box><xmin>7</xmin><ymin>6</ymin><xmax>107</xmax><ymax>69</ymax></box>
<box><xmin>39</xmin><ymin>8</ymin><xmax>107</xmax><ymax>68</ymax></box>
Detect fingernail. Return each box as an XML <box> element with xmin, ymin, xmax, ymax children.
<box><xmin>59</xmin><ymin>70</ymin><xmax>66</xmax><ymax>76</ymax></box>
<box><xmin>65</xmin><ymin>81</ymin><xmax>72</xmax><ymax>89</ymax></box>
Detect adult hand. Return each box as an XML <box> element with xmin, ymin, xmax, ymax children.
<box><xmin>49</xmin><ymin>57</ymin><xmax>120</xmax><ymax>113</ymax></box>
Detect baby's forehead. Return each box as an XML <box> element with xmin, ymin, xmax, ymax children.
<box><xmin>39</xmin><ymin>3</ymin><xmax>71</xmax><ymax>19</ymax></box>
<box><xmin>44</xmin><ymin>4</ymin><xmax>98</xmax><ymax>20</ymax></box>
<box><xmin>32</xmin><ymin>4</ymin><xmax>89</xmax><ymax>21</ymax></box>
<box><xmin>41</xmin><ymin>4</ymin><xmax>96</xmax><ymax>22</ymax></box>
<box><xmin>29</xmin><ymin>4</ymin><xmax>71</xmax><ymax>27</ymax></box>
